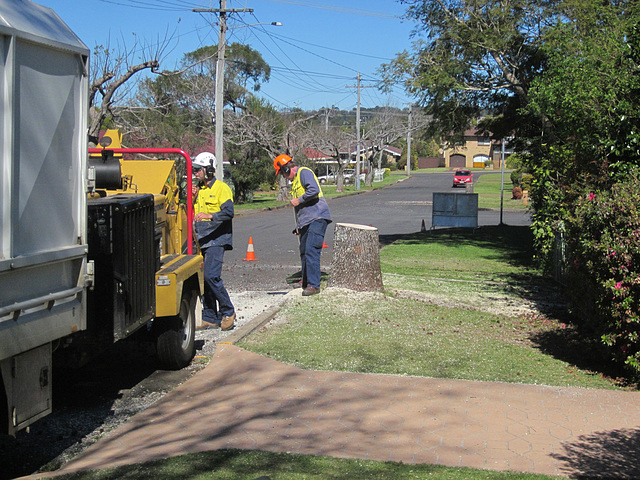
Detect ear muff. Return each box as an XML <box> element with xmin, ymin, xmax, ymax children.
<box><xmin>274</xmin><ymin>154</ymin><xmax>292</xmax><ymax>175</ymax></box>
<box><xmin>194</xmin><ymin>152</ymin><xmax>216</xmax><ymax>178</ymax></box>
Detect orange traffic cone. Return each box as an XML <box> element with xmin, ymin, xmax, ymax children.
<box><xmin>243</xmin><ymin>237</ymin><xmax>259</xmax><ymax>261</ymax></box>
<box><xmin>322</xmin><ymin>241</ymin><xmax>329</xmax><ymax>248</ymax></box>
<box><xmin>421</xmin><ymin>219</ymin><xmax>427</xmax><ymax>233</ymax></box>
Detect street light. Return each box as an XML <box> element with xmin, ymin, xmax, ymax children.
<box><xmin>230</xmin><ymin>21</ymin><xmax>282</xmax><ymax>29</ymax></box>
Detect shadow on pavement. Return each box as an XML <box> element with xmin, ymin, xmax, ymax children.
<box><xmin>552</xmin><ymin>427</ymin><xmax>640</xmax><ymax>479</ymax></box>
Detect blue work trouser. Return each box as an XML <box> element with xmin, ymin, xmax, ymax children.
<box><xmin>299</xmin><ymin>219</ymin><xmax>329</xmax><ymax>289</ymax></box>
<box><xmin>201</xmin><ymin>245</ymin><xmax>234</xmax><ymax>324</ymax></box>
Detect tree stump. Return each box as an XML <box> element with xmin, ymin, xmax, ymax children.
<box><xmin>328</xmin><ymin>223</ymin><xmax>384</xmax><ymax>292</ymax></box>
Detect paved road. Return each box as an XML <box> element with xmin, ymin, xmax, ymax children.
<box><xmin>224</xmin><ymin>172</ymin><xmax>531</xmax><ymax>291</ymax></box>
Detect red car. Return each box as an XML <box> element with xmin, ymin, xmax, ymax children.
<box><xmin>452</xmin><ymin>169</ymin><xmax>473</xmax><ymax>187</ymax></box>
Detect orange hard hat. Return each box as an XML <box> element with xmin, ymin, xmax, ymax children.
<box><xmin>273</xmin><ymin>154</ymin><xmax>292</xmax><ymax>174</ymax></box>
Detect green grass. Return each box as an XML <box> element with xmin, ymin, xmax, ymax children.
<box><xmin>380</xmin><ymin>226</ymin><xmax>536</xmax><ymax>280</ymax></box>
<box><xmin>410</xmin><ymin>167</ymin><xmax>450</xmax><ymax>173</ymax></box>
<box><xmin>240</xmin><ymin>225</ymin><xmax>626</xmax><ymax>390</ymax></box>
<box><xmin>240</xmin><ymin>290</ymin><xmax>616</xmax><ymax>389</ymax></box>
<box><xmin>321</xmin><ymin>172</ymin><xmax>406</xmax><ymax>198</ymax></box>
<box><xmin>49</xmin><ymin>448</ymin><xmax>559</xmax><ymax>479</ymax></box>
<box><xmin>234</xmin><ymin>191</ymin><xmax>282</xmax><ymax>211</ymax></box>
<box><xmin>235</xmin><ymin>175</ymin><xmax>403</xmax><ymax>212</ymax></box>
<box><xmin>472</xmin><ymin>172</ymin><xmax>527</xmax><ymax>210</ymax></box>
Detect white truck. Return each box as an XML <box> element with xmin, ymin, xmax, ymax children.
<box><xmin>0</xmin><ymin>0</ymin><xmax>203</xmax><ymax>436</ymax></box>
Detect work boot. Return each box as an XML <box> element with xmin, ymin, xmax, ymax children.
<box><xmin>200</xmin><ymin>320</ymin><xmax>220</xmax><ymax>330</ymax></box>
<box><xmin>302</xmin><ymin>286</ymin><xmax>320</xmax><ymax>296</ymax></box>
<box><xmin>221</xmin><ymin>313</ymin><xmax>236</xmax><ymax>331</ymax></box>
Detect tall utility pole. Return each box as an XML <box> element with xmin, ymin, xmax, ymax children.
<box><xmin>347</xmin><ymin>73</ymin><xmax>373</xmax><ymax>191</ymax></box>
<box><xmin>499</xmin><ymin>138</ymin><xmax>505</xmax><ymax>225</ymax></box>
<box><xmin>406</xmin><ymin>104</ymin><xmax>412</xmax><ymax>176</ymax></box>
<box><xmin>214</xmin><ymin>1</ymin><xmax>227</xmax><ymax>180</ymax></box>
<box><xmin>324</xmin><ymin>106</ymin><xmax>333</xmax><ymax>132</ymax></box>
<box><xmin>193</xmin><ymin>2</ymin><xmax>252</xmax><ymax>179</ymax></box>
<box><xmin>356</xmin><ymin>73</ymin><xmax>361</xmax><ymax>190</ymax></box>
<box><xmin>213</xmin><ymin>1</ymin><xmax>227</xmax><ymax>179</ymax></box>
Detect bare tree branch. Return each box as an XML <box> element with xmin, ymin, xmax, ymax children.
<box><xmin>88</xmin><ymin>29</ymin><xmax>175</xmax><ymax>142</ymax></box>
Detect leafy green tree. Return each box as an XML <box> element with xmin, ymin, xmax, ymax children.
<box><xmin>382</xmin><ymin>0</ymin><xmax>552</xmax><ymax>142</ymax></box>
<box><xmin>389</xmin><ymin>0</ymin><xmax>640</xmax><ymax>377</ymax></box>
<box><xmin>385</xmin><ymin>0</ymin><xmax>639</xmax><ymax>261</ymax></box>
<box><xmin>226</xmin><ymin>143</ymin><xmax>273</xmax><ymax>204</ymax></box>
<box><xmin>122</xmin><ymin>43</ymin><xmax>271</xmax><ymax>150</ymax></box>
<box><xmin>182</xmin><ymin>43</ymin><xmax>271</xmax><ymax>114</ymax></box>
<box><xmin>514</xmin><ymin>0</ymin><xmax>640</xmax><ymax>376</ymax></box>
<box><xmin>524</xmin><ymin>0</ymin><xmax>640</xmax><ymax>261</ymax></box>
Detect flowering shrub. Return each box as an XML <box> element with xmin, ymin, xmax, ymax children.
<box><xmin>564</xmin><ymin>173</ymin><xmax>640</xmax><ymax>373</ymax></box>
<box><xmin>512</xmin><ymin>186</ymin><xmax>523</xmax><ymax>199</ymax></box>
<box><xmin>520</xmin><ymin>174</ymin><xmax>534</xmax><ymax>192</ymax></box>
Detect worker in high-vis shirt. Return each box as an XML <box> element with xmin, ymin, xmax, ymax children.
<box><xmin>192</xmin><ymin>152</ymin><xmax>235</xmax><ymax>330</ymax></box>
<box><xmin>274</xmin><ymin>154</ymin><xmax>332</xmax><ymax>296</ymax></box>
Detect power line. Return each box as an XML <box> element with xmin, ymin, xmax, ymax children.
<box><xmin>266</xmin><ymin>70</ymin><xmax>346</xmax><ymax>95</ymax></box>
<box><xmin>268</xmin><ymin>65</ymin><xmax>356</xmax><ymax>81</ymax></box>
<box><xmin>236</xmin><ymin>13</ymin><xmax>387</xmax><ymax>102</ymax></box>
<box><xmin>192</xmin><ymin>1</ymin><xmax>253</xmax><ymax>180</ymax></box>
<box><xmin>95</xmin><ymin>0</ymin><xmax>411</xmax><ymax>109</ymax></box>
<box><xmin>97</xmin><ymin>0</ymin><xmax>197</xmax><ymax>11</ymax></box>
<box><xmin>258</xmin><ymin>89</ymin><xmax>289</xmax><ymax>107</ymax></box>
<box><xmin>263</xmin><ymin>29</ymin><xmax>393</xmax><ymax>62</ymax></box>
<box><xmin>243</xmin><ymin>14</ymin><xmax>333</xmax><ymax>93</ymax></box>
<box><xmin>259</xmin><ymin>0</ymin><xmax>405</xmax><ymax>20</ymax></box>
<box><xmin>258</xmin><ymin>27</ymin><xmax>360</xmax><ymax>75</ymax></box>
<box><xmin>250</xmin><ymin>21</ymin><xmax>386</xmax><ymax>84</ymax></box>
<box><xmin>221</xmin><ymin>17</ymin><xmax>352</xmax><ymax>97</ymax></box>
<box><xmin>96</xmin><ymin>0</ymin><xmax>398</xmax><ymax>82</ymax></box>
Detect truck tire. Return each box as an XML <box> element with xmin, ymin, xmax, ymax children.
<box><xmin>156</xmin><ymin>290</ymin><xmax>196</xmax><ymax>370</ymax></box>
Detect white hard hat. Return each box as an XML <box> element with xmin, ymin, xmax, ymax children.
<box><xmin>193</xmin><ymin>152</ymin><xmax>216</xmax><ymax>169</ymax></box>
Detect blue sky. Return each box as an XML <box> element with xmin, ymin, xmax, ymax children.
<box><xmin>36</xmin><ymin>0</ymin><xmax>420</xmax><ymax>111</ymax></box>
